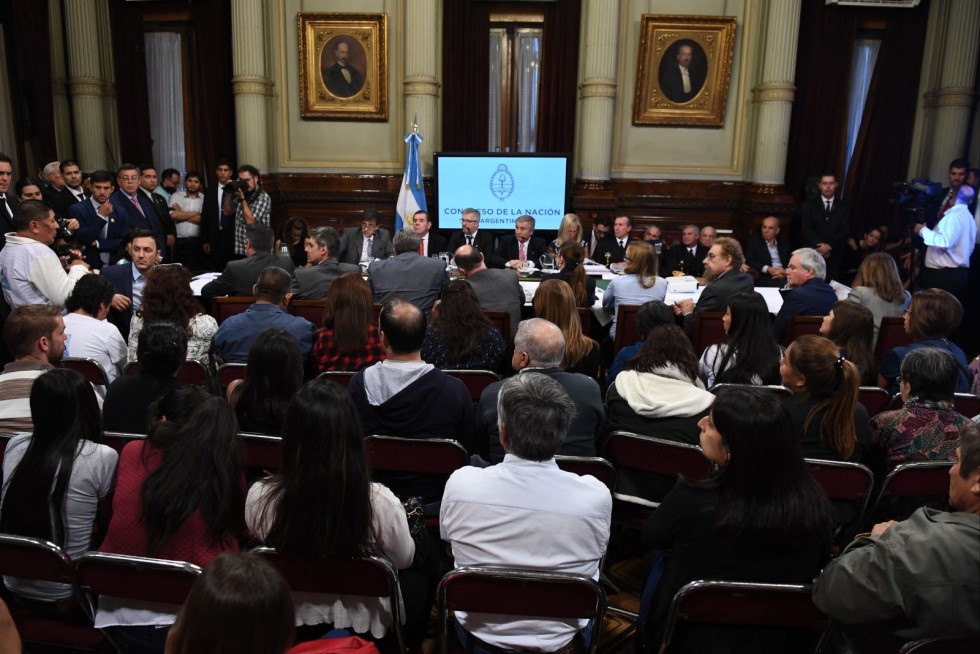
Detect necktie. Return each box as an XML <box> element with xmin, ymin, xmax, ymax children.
<box><xmin>619</xmin><ymin>239</ymin><xmax>625</xmax><ymax>250</ymax></box>
<box><xmin>690</xmin><ymin>247</ymin><xmax>695</xmax><ymax>257</ymax></box>
<box><xmin>76</xmin><ymin>192</ymin><xmax>85</xmax><ymax>202</ymax></box>
<box><xmin>825</xmin><ymin>200</ymin><xmax>832</xmax><ymax>213</ymax></box>
<box><xmin>519</xmin><ymin>242</ymin><xmax>526</xmax><ymax>261</ymax></box>
<box><xmin>466</xmin><ymin>235</ymin><xmax>473</xmax><ymax>246</ymax></box>
<box><xmin>0</xmin><ymin>195</ymin><xmax>8</xmax><ymax>219</ymax></box>
<box><xmin>130</xmin><ymin>195</ymin><xmax>145</xmax><ymax>217</ymax></box>
<box><xmin>419</xmin><ymin>238</ymin><xmax>425</xmax><ymax>255</ymax></box>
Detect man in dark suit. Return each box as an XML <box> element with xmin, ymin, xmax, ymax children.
<box><xmin>592</xmin><ymin>215</ymin><xmax>636</xmax><ymax>266</ymax></box>
<box><xmin>673</xmin><ymin>237</ymin><xmax>754</xmax><ymax>336</ymax></box>
<box><xmin>69</xmin><ymin>169</ymin><xmax>130</xmax><ymax>268</ymax></box>
<box><xmin>291</xmin><ymin>226</ymin><xmax>361</xmax><ymax>299</ymax></box>
<box><xmin>744</xmin><ymin>216</ymin><xmax>792</xmax><ymax>288</ymax></box>
<box><xmin>454</xmin><ymin>244</ymin><xmax>524</xmax><ymax>338</ymax></box>
<box><xmin>322</xmin><ymin>39</ymin><xmax>365</xmax><ymax>98</ymax></box>
<box><xmin>412</xmin><ymin>210</ymin><xmax>447</xmax><ymax>256</ymax></box>
<box><xmin>368</xmin><ymin>228</ymin><xmax>448</xmax><ymax>318</ymax></box>
<box><xmin>40</xmin><ymin>161</ymin><xmax>67</xmax><ymax>208</ymax></box>
<box><xmin>584</xmin><ymin>216</ymin><xmax>612</xmax><ymax>260</ymax></box>
<box><xmin>490</xmin><ymin>215</ymin><xmax>547</xmax><ymax>270</ymax></box>
<box><xmin>200</xmin><ymin>158</ymin><xmax>236</xmax><ymax>271</ymax></box>
<box><xmin>799</xmin><ymin>173</ymin><xmax>850</xmax><ymax>282</ymax></box>
<box><xmin>110</xmin><ymin>164</ymin><xmax>168</xmax><ymax>255</ymax></box>
<box><xmin>659</xmin><ymin>41</ymin><xmax>706</xmax><ymax>104</ymax></box>
<box><xmin>665</xmin><ymin>224</ymin><xmax>710</xmax><ymax>277</ymax></box>
<box><xmin>50</xmin><ymin>160</ymin><xmax>88</xmax><ymax>219</ymax></box>
<box><xmin>0</xmin><ymin>152</ymin><xmax>18</xmax><ymax>249</ymax></box>
<box><xmin>138</xmin><ymin>165</ymin><xmax>177</xmax><ymax>260</ymax></box>
<box><xmin>447</xmin><ymin>207</ymin><xmax>495</xmax><ymax>255</ymax></box>
<box><xmin>338</xmin><ymin>208</ymin><xmax>394</xmax><ymax>264</ymax></box>
<box><xmin>100</xmin><ymin>230</ymin><xmax>158</xmax><ymax>339</ymax></box>
<box><xmin>201</xmin><ymin>225</ymin><xmax>294</xmax><ymax>301</ymax></box>
<box><xmin>771</xmin><ymin>248</ymin><xmax>838</xmax><ymax>343</ymax></box>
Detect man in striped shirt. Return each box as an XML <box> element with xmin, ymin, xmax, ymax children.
<box><xmin>0</xmin><ymin>305</ymin><xmax>67</xmax><ymax>433</ymax></box>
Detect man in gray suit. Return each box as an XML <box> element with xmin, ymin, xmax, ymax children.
<box><xmin>338</xmin><ymin>208</ymin><xmax>394</xmax><ymax>265</ymax></box>
<box><xmin>201</xmin><ymin>225</ymin><xmax>294</xmax><ymax>301</ymax></box>
<box><xmin>368</xmin><ymin>228</ymin><xmax>447</xmax><ymax>317</ymax></box>
<box><xmin>454</xmin><ymin>244</ymin><xmax>524</xmax><ymax>338</ymax></box>
<box><xmin>291</xmin><ymin>226</ymin><xmax>361</xmax><ymax>299</ymax></box>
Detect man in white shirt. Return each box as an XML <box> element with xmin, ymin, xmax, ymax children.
<box><xmin>170</xmin><ymin>171</ymin><xmax>206</xmax><ymax>270</ymax></box>
<box><xmin>915</xmin><ymin>184</ymin><xmax>977</xmax><ymax>305</ymax></box>
<box><xmin>63</xmin><ymin>274</ymin><xmax>127</xmax><ymax>394</ymax></box>
<box><xmin>441</xmin><ymin>373</ymin><xmax>612</xmax><ymax>653</ymax></box>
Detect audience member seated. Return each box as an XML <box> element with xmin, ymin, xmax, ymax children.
<box><xmin>602</xmin><ymin>240</ymin><xmax>666</xmax><ymax>341</ymax></box>
<box><xmin>533</xmin><ymin>279</ymin><xmax>600</xmax><ymax>377</ymax></box>
<box><xmin>311</xmin><ymin>273</ymin><xmax>385</xmax><ymax>373</ymax></box>
<box><xmin>478</xmin><ymin>319</ymin><xmax>605</xmax><ymax>464</ymax></box>
<box><xmin>104</xmin><ymin>321</ymin><xmax>186</xmax><ymax>434</ymax></box>
<box><xmin>213</xmin><ymin>266</ymin><xmax>315</xmax><ymax>364</ymax></box>
<box><xmin>743</xmin><ymin>216</ymin><xmax>792</xmax><ymax>287</ymax></box>
<box><xmin>347</xmin><ymin>298</ymin><xmax>475</xmax><ymax>472</ymax></box>
<box><xmin>820</xmin><ymin>301</ymin><xmax>877</xmax><ymax>386</ymax></box>
<box><xmin>201</xmin><ymin>225</ymin><xmax>294</xmax><ymax>301</ymax></box>
<box><xmin>780</xmin><ymin>335</ymin><xmax>870</xmax><ymax>462</ymax></box>
<box><xmin>165</xmin><ymin>552</ymin><xmax>295</xmax><ymax>654</ymax></box>
<box><xmin>0</xmin><ymin>369</ymin><xmax>117</xmax><ymax>615</ymax></box>
<box><xmin>246</xmin><ymin>380</ymin><xmax>433</xmax><ymax>650</ymax></box>
<box><xmin>421</xmin><ymin>280</ymin><xmax>505</xmax><ymax>372</ymax></box>
<box><xmin>276</xmin><ymin>216</ymin><xmax>309</xmax><ymax>269</ymax></box>
<box><xmin>608</xmin><ymin>300</ymin><xmax>674</xmax><ymax>388</ymax></box>
<box><xmin>813</xmin><ymin>423</ymin><xmax>980</xmax><ymax>653</ymax></box>
<box><xmin>441</xmin><ymin>373</ymin><xmax>612</xmax><ymax>654</ymax></box>
<box><xmin>542</xmin><ymin>241</ymin><xmax>595</xmax><ymax>307</ymax></box>
<box><xmin>698</xmin><ymin>292</ymin><xmax>784</xmax><ymax>388</ymax></box>
<box><xmin>0</xmin><ymin>305</ymin><xmax>69</xmax><ymax>433</ymax></box>
<box><xmin>452</xmin><ymin>244</ymin><xmax>523</xmax><ymax>339</ymax></box>
<box><xmin>290</xmin><ymin>226</ymin><xmax>360</xmax><ymax>300</ymax></box>
<box><xmin>227</xmin><ymin>329</ymin><xmax>304</xmax><ymax>435</ymax></box>
<box><xmin>845</xmin><ymin>252</ymin><xmax>909</xmax><ymax>347</ymax></box>
<box><xmin>879</xmin><ymin>288</ymin><xmax>969</xmax><ymax>396</ymax></box>
<box><xmin>368</xmin><ymin>228</ymin><xmax>448</xmax><ymax>318</ymax></box>
<box><xmin>673</xmin><ymin>237</ymin><xmax>754</xmax><ymax>336</ymax></box>
<box><xmin>639</xmin><ymin>386</ymin><xmax>833</xmax><ymax>653</ymax></box>
<box><xmin>97</xmin><ymin>390</ymin><xmax>243</xmax><ymax>652</ymax></box>
<box><xmin>127</xmin><ymin>265</ymin><xmax>218</xmax><ymax>366</ymax></box>
<box><xmin>771</xmin><ymin>248</ymin><xmax>838</xmax><ymax>343</ymax></box>
<box><xmin>840</xmin><ymin>227</ymin><xmax>883</xmax><ymax>285</ymax></box>
<box><xmin>606</xmin><ymin>324</ymin><xmax>714</xmax><ymax>444</ymax></box>
<box><xmin>63</xmin><ymin>274</ymin><xmax>127</xmax><ymax>392</ymax></box>
<box><xmin>663</xmin><ymin>224</ymin><xmax>708</xmax><ymax>278</ymax></box>
<box><xmin>870</xmin><ymin>348</ymin><xmax>970</xmax><ymax>468</ymax></box>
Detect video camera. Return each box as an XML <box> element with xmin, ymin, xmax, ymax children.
<box><xmin>889</xmin><ymin>178</ymin><xmax>942</xmax><ymax>225</ymax></box>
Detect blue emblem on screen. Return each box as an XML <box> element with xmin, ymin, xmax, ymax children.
<box><xmin>490</xmin><ymin>164</ymin><xmax>514</xmax><ymax>201</ymax></box>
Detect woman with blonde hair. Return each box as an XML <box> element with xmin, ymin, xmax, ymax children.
<box><xmin>311</xmin><ymin>272</ymin><xmax>385</xmax><ymax>373</ymax></box>
<box><xmin>602</xmin><ymin>240</ymin><xmax>667</xmax><ymax>339</ymax></box>
<box><xmin>549</xmin><ymin>213</ymin><xmax>586</xmax><ymax>252</ymax></box>
<box><xmin>845</xmin><ymin>252</ymin><xmax>909</xmax><ymax>346</ymax></box>
<box><xmin>780</xmin><ymin>335</ymin><xmax>870</xmax><ymax>462</ymax></box>
<box><xmin>533</xmin><ymin>279</ymin><xmax>600</xmax><ymax>377</ymax></box>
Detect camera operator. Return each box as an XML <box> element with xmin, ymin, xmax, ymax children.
<box><xmin>915</xmin><ymin>184</ymin><xmax>977</xmax><ymax>303</ymax></box>
<box><xmin>222</xmin><ymin>164</ymin><xmax>270</xmax><ymax>261</ymax></box>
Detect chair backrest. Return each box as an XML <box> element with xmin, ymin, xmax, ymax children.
<box><xmin>708</xmin><ymin>382</ymin><xmax>794</xmax><ymax>400</ymax></box>
<box><xmin>866</xmin><ymin>461</ymin><xmax>953</xmax><ymax>526</ymax></box>
<box><xmin>58</xmin><ymin>357</ymin><xmax>111</xmax><ymax>387</ymax></box>
<box><xmin>74</xmin><ymin>551</ymin><xmax>202</xmax><ymax>607</ymax></box>
<box><xmin>783</xmin><ymin>315</ymin><xmax>824</xmax><ymax>346</ymax></box>
<box><xmin>858</xmin><ymin>386</ymin><xmax>892</xmax><ymax>417</ymax></box>
<box><xmin>898</xmin><ymin>637</ymin><xmax>980</xmax><ymax>653</ymax></box>
<box><xmin>239</xmin><ymin>432</ymin><xmax>283</xmax><ymax>470</ymax></box>
<box><xmin>315</xmin><ymin>370</ymin><xmax>357</xmax><ymax>387</ymax></box>
<box><xmin>604</xmin><ymin>432</ymin><xmax>710</xmax><ymax>482</ymax></box>
<box><xmin>438</xmin><ymin>566</ymin><xmax>606</xmax><ymax>654</ymax></box>
<box><xmin>952</xmin><ymin>393</ymin><xmax>980</xmax><ymax>418</ymax></box>
<box><xmin>212</xmin><ymin>296</ymin><xmax>254</xmax><ymax>324</ymax></box>
<box><xmin>444</xmin><ymin>369</ymin><xmax>502</xmax><ymax>402</ymax></box>
<box><xmin>576</xmin><ymin>307</ymin><xmax>592</xmax><ymax>338</ymax></box>
<box><xmin>0</xmin><ymin>533</ymin><xmax>76</xmax><ymax>585</ymax></box>
<box><xmin>613</xmin><ymin>304</ymin><xmax>643</xmax><ymax>354</ymax></box>
<box><xmin>124</xmin><ymin>360</ymin><xmax>140</xmax><ymax>376</ymax></box>
<box><xmin>290</xmin><ymin>299</ymin><xmax>328</xmax><ymax>328</ymax></box>
<box><xmin>804</xmin><ymin>458</ymin><xmax>874</xmax><ymax>541</ymax></box>
<box><xmin>482</xmin><ymin>310</ymin><xmax>511</xmax><ymax>343</ymax></box>
<box><xmin>659</xmin><ymin>580</ymin><xmax>828</xmax><ymax>653</ymax></box>
<box><xmin>555</xmin><ymin>455</ymin><xmax>616</xmax><ymax>492</ymax></box>
<box><xmin>217</xmin><ymin>362</ymin><xmax>248</xmax><ymax>387</ymax></box>
<box><xmin>364</xmin><ymin>435</ymin><xmax>468</xmax><ymax>475</ymax></box>
<box><xmin>103</xmin><ymin>431</ymin><xmax>147</xmax><ymax>456</ymax></box>
<box><xmin>692</xmin><ymin>311</ymin><xmax>726</xmax><ymax>357</ymax></box>
<box><xmin>178</xmin><ymin>359</ymin><xmax>212</xmax><ymax>389</ymax></box>
<box><xmin>874</xmin><ymin>316</ymin><xmax>913</xmax><ymax>365</ymax></box>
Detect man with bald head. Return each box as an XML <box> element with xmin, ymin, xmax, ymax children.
<box><xmin>744</xmin><ymin>216</ymin><xmax>792</xmax><ymax>287</ymax></box>
<box><xmin>454</xmin><ymin>244</ymin><xmax>523</xmax><ymax>337</ymax></box>
<box><xmin>475</xmin><ymin>318</ymin><xmax>605</xmax><ymax>464</ymax></box>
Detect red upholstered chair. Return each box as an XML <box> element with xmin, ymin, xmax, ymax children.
<box><xmin>103</xmin><ymin>431</ymin><xmax>146</xmax><ymax>456</ymax></box>
<box><xmin>783</xmin><ymin>315</ymin><xmax>824</xmax><ymax>346</ymax></box>
<box><xmin>239</xmin><ymin>432</ymin><xmax>283</xmax><ymax>471</ymax></box>
<box><xmin>692</xmin><ymin>311</ymin><xmax>726</xmax><ymax>357</ymax></box>
<box><xmin>864</xmin><ymin>461</ymin><xmax>953</xmax><ymax>526</ymax></box>
<box><xmin>858</xmin><ymin>386</ymin><xmax>892</xmax><ymax>417</ymax></box>
<box><xmin>874</xmin><ymin>316</ymin><xmax>912</xmax><ymax>365</ymax></box>
<box><xmin>315</xmin><ymin>370</ymin><xmax>357</xmax><ymax>387</ymax></box>
<box><xmin>886</xmin><ymin>393</ymin><xmax>980</xmax><ymax>418</ymax></box>
<box><xmin>482</xmin><ymin>310</ymin><xmax>511</xmax><ymax>345</ymax></box>
<box><xmin>211</xmin><ymin>296</ymin><xmax>253</xmax><ymax>324</ymax></box>
<box><xmin>444</xmin><ymin>369</ymin><xmax>502</xmax><ymax>402</ymax></box>
<box><xmin>554</xmin><ymin>455</ymin><xmax>616</xmax><ymax>492</ymax></box>
<box><xmin>217</xmin><ymin>362</ymin><xmax>247</xmax><ymax>388</ymax></box>
<box><xmin>124</xmin><ymin>360</ymin><xmax>214</xmax><ymax>392</ymax></box>
<box><xmin>576</xmin><ymin>307</ymin><xmax>593</xmax><ymax>338</ymax></box>
<box><xmin>57</xmin><ymin>357</ymin><xmax>111</xmax><ymax>387</ymax></box>
<box><xmin>804</xmin><ymin>458</ymin><xmax>874</xmax><ymax>546</ymax></box>
<box><xmin>709</xmin><ymin>383</ymin><xmax>793</xmax><ymax>400</ymax></box>
<box><xmin>290</xmin><ymin>299</ymin><xmax>328</xmax><ymax>328</ymax></box>
<box><xmin>613</xmin><ymin>304</ymin><xmax>643</xmax><ymax>355</ymax></box>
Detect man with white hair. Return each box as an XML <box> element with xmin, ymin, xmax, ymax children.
<box><xmin>771</xmin><ymin>247</ymin><xmax>838</xmax><ymax>342</ymax></box>
<box><xmin>915</xmin><ymin>184</ymin><xmax>976</xmax><ymax>304</ymax></box>
<box><xmin>368</xmin><ymin>227</ymin><xmax>447</xmax><ymax>317</ymax></box>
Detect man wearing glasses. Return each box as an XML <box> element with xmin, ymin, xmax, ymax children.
<box><xmin>447</xmin><ymin>207</ymin><xmax>495</xmax><ymax>255</ymax></box>
<box><xmin>672</xmin><ymin>237</ymin><xmax>753</xmax><ymax>336</ymax></box>
<box><xmin>338</xmin><ymin>208</ymin><xmax>394</xmax><ymax>265</ymax></box>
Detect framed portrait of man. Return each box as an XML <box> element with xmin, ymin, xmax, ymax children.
<box><xmin>298</xmin><ymin>13</ymin><xmax>387</xmax><ymax>120</ymax></box>
<box><xmin>632</xmin><ymin>15</ymin><xmax>736</xmax><ymax>127</ymax></box>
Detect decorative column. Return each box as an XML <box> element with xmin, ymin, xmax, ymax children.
<box><xmin>49</xmin><ymin>0</ymin><xmax>74</xmax><ymax>158</ymax></box>
<box><xmin>748</xmin><ymin>0</ymin><xmax>802</xmax><ymax>190</ymax></box>
<box><xmin>925</xmin><ymin>0</ymin><xmax>979</xmax><ymax>178</ymax></box>
<box><xmin>577</xmin><ymin>0</ymin><xmax>620</xmax><ymax>185</ymax></box>
<box><xmin>403</xmin><ymin>0</ymin><xmax>440</xmax><ymax>174</ymax></box>
<box><xmin>96</xmin><ymin>0</ymin><xmax>121</xmax><ymax>168</ymax></box>
<box><xmin>64</xmin><ymin>0</ymin><xmax>108</xmax><ymax>169</ymax></box>
<box><xmin>231</xmin><ymin>0</ymin><xmax>273</xmax><ymax>171</ymax></box>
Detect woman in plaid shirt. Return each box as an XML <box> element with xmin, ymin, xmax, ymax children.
<box><xmin>312</xmin><ymin>273</ymin><xmax>385</xmax><ymax>373</ymax></box>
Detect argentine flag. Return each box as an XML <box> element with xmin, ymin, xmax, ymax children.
<box><xmin>395</xmin><ymin>130</ymin><xmax>427</xmax><ymax>232</ymax></box>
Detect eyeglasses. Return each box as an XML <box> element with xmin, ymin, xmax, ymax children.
<box><xmin>462</xmin><ymin>219</ymin><xmax>478</xmax><ymax>224</ymax></box>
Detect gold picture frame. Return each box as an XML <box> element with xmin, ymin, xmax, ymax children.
<box><xmin>298</xmin><ymin>13</ymin><xmax>387</xmax><ymax>121</ymax></box>
<box><xmin>632</xmin><ymin>15</ymin><xmax>736</xmax><ymax>127</ymax></box>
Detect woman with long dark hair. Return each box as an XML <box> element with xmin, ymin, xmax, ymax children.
<box><xmin>226</xmin><ymin>328</ymin><xmax>304</xmax><ymax>434</ymax></box>
<box><xmin>0</xmin><ymin>369</ymin><xmax>117</xmax><ymax>608</ymax></box>
<box><xmin>275</xmin><ymin>216</ymin><xmax>309</xmax><ymax>269</ymax></box>
<box><xmin>697</xmin><ymin>292</ymin><xmax>783</xmax><ymax>387</ymax></box>
<box><xmin>127</xmin><ymin>265</ymin><xmax>217</xmax><ymax>365</ymax></box>
<box><xmin>820</xmin><ymin>300</ymin><xmax>877</xmax><ymax>386</ymax></box>
<box><xmin>781</xmin><ymin>335</ymin><xmax>870</xmax><ymax>462</ymax></box>
<box><xmin>97</xmin><ymin>388</ymin><xmax>243</xmax><ymax>653</ymax></box>
<box><xmin>640</xmin><ymin>386</ymin><xmax>833</xmax><ymax>652</ymax></box>
<box><xmin>245</xmin><ymin>380</ymin><xmax>428</xmax><ymax>647</ymax></box>
<box><xmin>311</xmin><ymin>272</ymin><xmax>385</xmax><ymax>373</ymax></box>
<box><xmin>422</xmin><ymin>280</ymin><xmax>505</xmax><ymax>371</ymax></box>
<box><xmin>545</xmin><ymin>241</ymin><xmax>596</xmax><ymax>307</ymax></box>
<box><xmin>533</xmin><ymin>279</ymin><xmax>600</xmax><ymax>377</ymax></box>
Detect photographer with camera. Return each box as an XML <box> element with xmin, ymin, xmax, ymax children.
<box><xmin>222</xmin><ymin>164</ymin><xmax>270</xmax><ymax>261</ymax></box>
<box><xmin>915</xmin><ymin>184</ymin><xmax>977</xmax><ymax>304</ymax></box>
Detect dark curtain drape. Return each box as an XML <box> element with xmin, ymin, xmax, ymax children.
<box><xmin>189</xmin><ymin>0</ymin><xmax>236</xmax><ymax>182</ymax></box>
<box><xmin>109</xmin><ymin>0</ymin><xmax>153</xmax><ymax>166</ymax></box>
<box><xmin>4</xmin><ymin>0</ymin><xmax>56</xmax><ymax>165</ymax></box>
<box><xmin>842</xmin><ymin>12</ymin><xmax>928</xmax><ymax>236</ymax></box>
<box><xmin>535</xmin><ymin>1</ymin><xmax>580</xmax><ymax>154</ymax></box>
